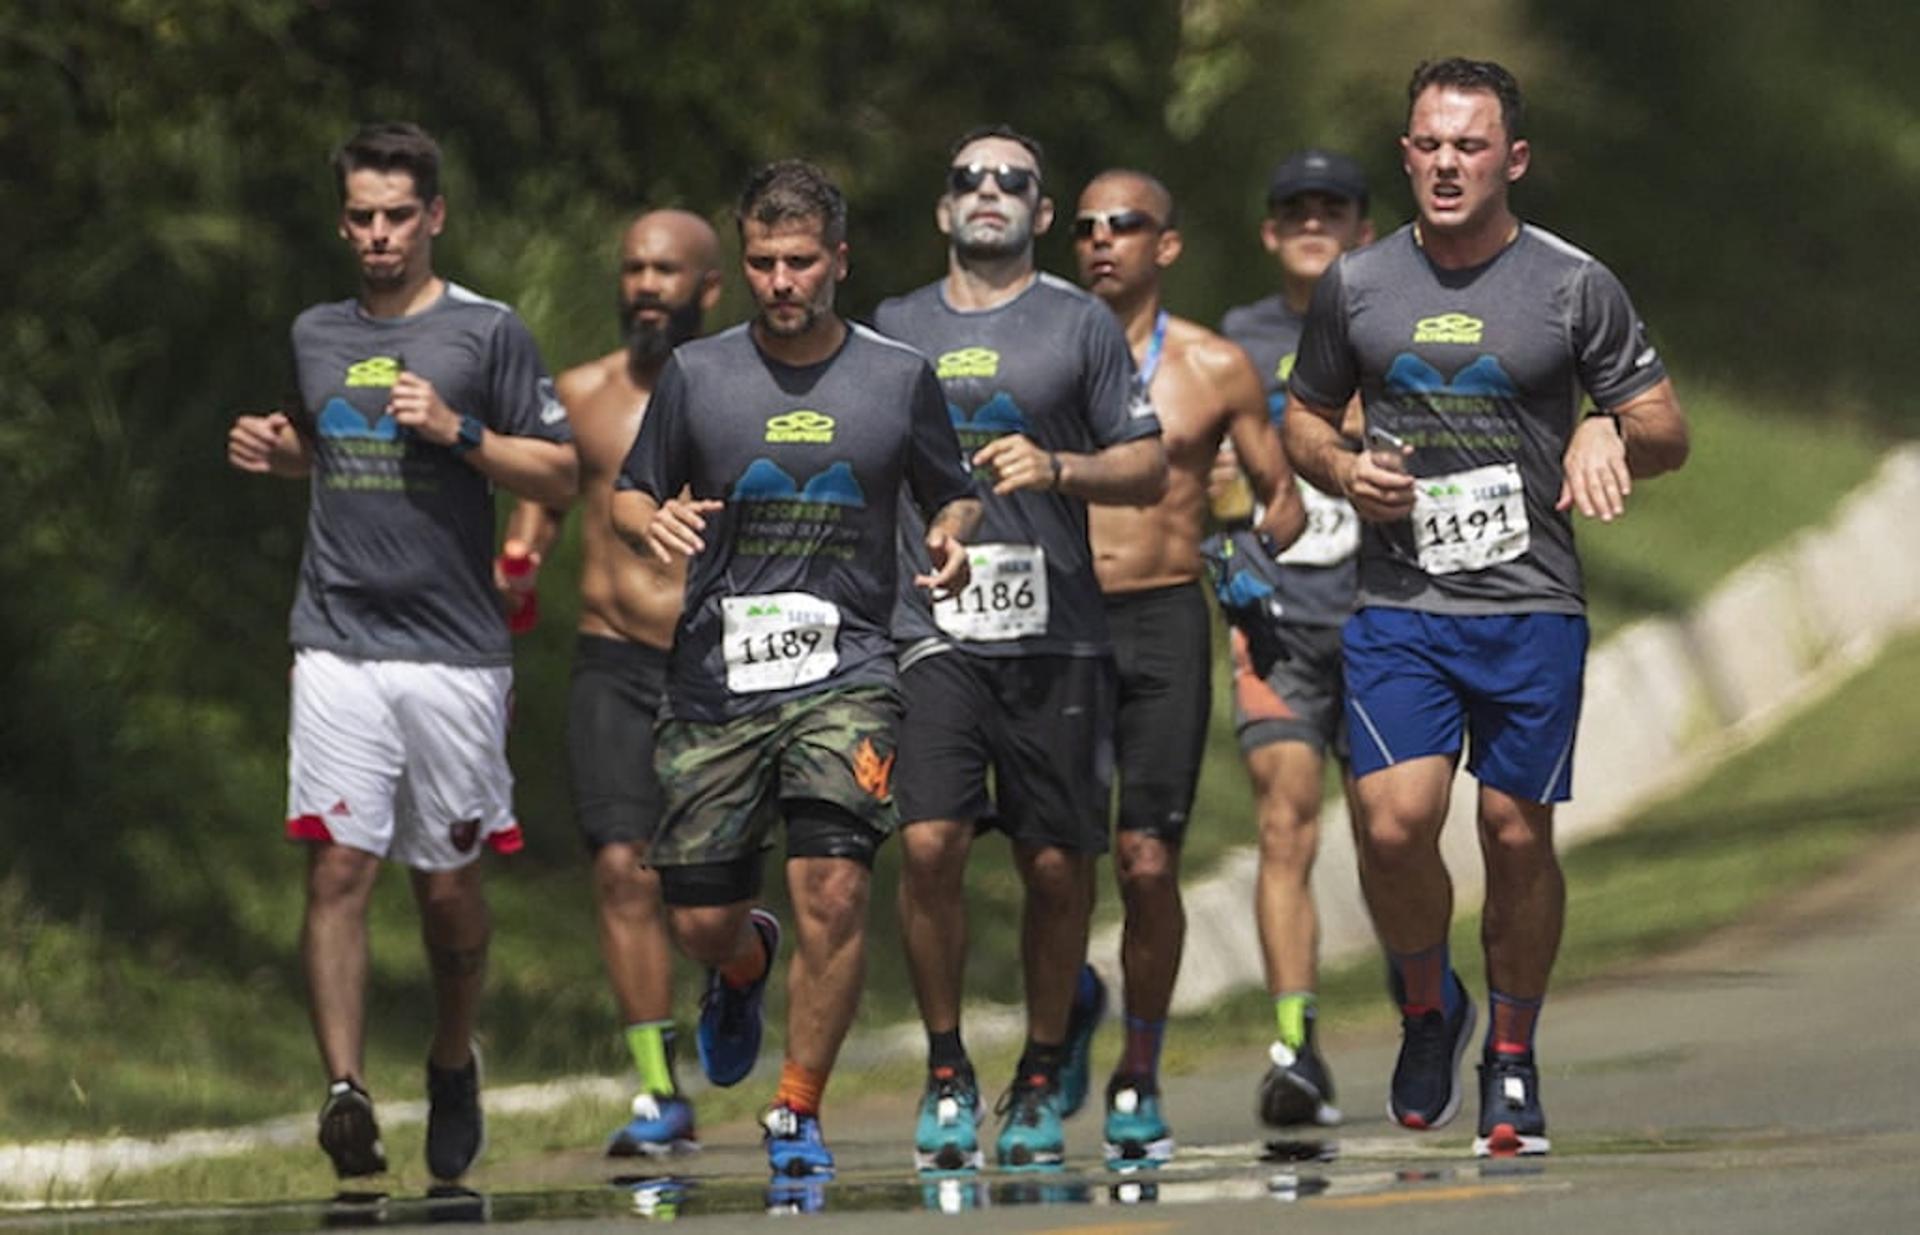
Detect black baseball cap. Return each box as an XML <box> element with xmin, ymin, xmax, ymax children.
<box><xmin>1266</xmin><ymin>149</ymin><xmax>1369</xmax><ymax>210</ymax></box>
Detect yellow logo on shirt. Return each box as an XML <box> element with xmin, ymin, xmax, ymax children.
<box><xmin>936</xmin><ymin>347</ymin><xmax>1000</xmax><ymax>379</ymax></box>
<box><xmin>1413</xmin><ymin>313</ymin><xmax>1484</xmax><ymax>345</ymax></box>
<box><xmin>765</xmin><ymin>410</ymin><xmax>836</xmax><ymax>443</ymax></box>
<box><xmin>345</xmin><ymin>356</ymin><xmax>401</xmax><ymax>387</ymax></box>
<box><xmin>1276</xmin><ymin>353</ymin><xmax>1296</xmax><ymax>383</ymax></box>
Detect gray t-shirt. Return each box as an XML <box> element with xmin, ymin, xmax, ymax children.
<box><xmin>621</xmin><ymin>322</ymin><xmax>973</xmax><ymax>723</ymax></box>
<box><xmin>1290</xmin><ymin>224</ymin><xmax>1667</xmax><ymax>615</ymax></box>
<box><xmin>1216</xmin><ymin>293</ymin><xmax>1358</xmax><ymax>628</ymax></box>
<box><xmin>288</xmin><ymin>283</ymin><xmax>570</xmax><ymax>666</ymax></box>
<box><xmin>874</xmin><ymin>273</ymin><xmax>1160</xmax><ymax>659</ymax></box>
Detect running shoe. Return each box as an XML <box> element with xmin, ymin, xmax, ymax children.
<box><xmin>765</xmin><ymin>1178</ymin><xmax>829</xmax><ymax>1214</ymax></box>
<box><xmin>1259</xmin><ymin>1035</ymin><xmax>1342</xmax><ymax>1128</ymax></box>
<box><xmin>1473</xmin><ymin>1051</ymin><xmax>1552</xmax><ymax>1157</ymax></box>
<box><xmin>1102</xmin><ymin>1076</ymin><xmax>1174</xmax><ymax>1168</ymax></box>
<box><xmin>914</xmin><ymin>1063</ymin><xmax>984</xmax><ymax>1171</ymax></box>
<box><xmin>1058</xmin><ymin>964</ymin><xmax>1108</xmax><ymax>1118</ymax></box>
<box><xmin>994</xmin><ymin>1074</ymin><xmax>1066</xmax><ymax>1170</ymax></box>
<box><xmin>763</xmin><ymin>1102</ymin><xmax>835</xmax><ymax>1179</ymax></box>
<box><xmin>318</xmin><ymin>1079</ymin><xmax>387</xmax><ymax>1178</ymax></box>
<box><xmin>697</xmin><ymin>908</ymin><xmax>780</xmax><ymax>1087</ymax></box>
<box><xmin>607</xmin><ymin>1091</ymin><xmax>699</xmax><ymax>1157</ymax></box>
<box><xmin>1387</xmin><ymin>974</ymin><xmax>1476</xmax><ymax>1130</ymax></box>
<box><xmin>425</xmin><ymin>1050</ymin><xmax>485</xmax><ymax>1181</ymax></box>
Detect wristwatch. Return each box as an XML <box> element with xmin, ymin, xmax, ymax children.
<box><xmin>1584</xmin><ymin>409</ymin><xmax>1622</xmax><ymax>435</ymax></box>
<box><xmin>450</xmin><ymin>414</ymin><xmax>485</xmax><ymax>455</ymax></box>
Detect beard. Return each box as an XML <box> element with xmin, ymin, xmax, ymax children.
<box><xmin>756</xmin><ymin>299</ymin><xmax>821</xmax><ymax>339</ymax></box>
<box><xmin>951</xmin><ymin>212</ymin><xmax>1034</xmax><ymax>261</ymax></box>
<box><xmin>621</xmin><ymin>295</ymin><xmax>704</xmax><ymax>381</ymax></box>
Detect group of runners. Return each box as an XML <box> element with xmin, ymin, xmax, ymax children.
<box><xmin>227</xmin><ymin>55</ymin><xmax>1688</xmax><ymax>1184</ymax></box>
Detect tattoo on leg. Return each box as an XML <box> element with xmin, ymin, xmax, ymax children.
<box><xmin>430</xmin><ymin>945</ymin><xmax>488</xmax><ymax>978</ymax></box>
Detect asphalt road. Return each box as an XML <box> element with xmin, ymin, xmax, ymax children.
<box><xmin>18</xmin><ymin>829</ymin><xmax>1917</xmax><ymax>1233</ymax></box>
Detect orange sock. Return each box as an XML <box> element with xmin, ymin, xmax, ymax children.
<box><xmin>720</xmin><ymin>921</ymin><xmax>770</xmax><ymax>989</ymax></box>
<box><xmin>775</xmin><ymin>1060</ymin><xmax>828</xmax><ymax>1116</ymax></box>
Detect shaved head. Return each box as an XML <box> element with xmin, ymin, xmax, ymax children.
<box><xmin>624</xmin><ymin>208</ymin><xmax>721</xmax><ymax>272</ymax></box>
<box><xmin>1081</xmin><ymin>170</ymin><xmax>1176</xmax><ymax>227</ymax></box>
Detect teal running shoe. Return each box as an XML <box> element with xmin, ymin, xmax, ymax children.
<box><xmin>914</xmin><ymin>1064</ymin><xmax>984</xmax><ymax>1171</ymax></box>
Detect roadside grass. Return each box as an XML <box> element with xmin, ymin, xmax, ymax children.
<box><xmin>0</xmin><ymin>384</ymin><xmax>1885</xmax><ymax>1147</ymax></box>
<box><xmin>56</xmin><ymin>625</ymin><xmax>1920</xmax><ymax>1206</ymax></box>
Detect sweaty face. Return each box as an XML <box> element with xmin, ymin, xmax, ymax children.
<box><xmin>1401</xmin><ymin>86</ymin><xmax>1527</xmax><ymax>238</ymax></box>
<box><xmin>339</xmin><ymin>169</ymin><xmax>440</xmax><ymax>290</ymax></box>
<box><xmin>942</xmin><ymin>136</ymin><xmax>1045</xmax><ymax>260</ymax></box>
<box><xmin>618</xmin><ymin>226</ymin><xmax>711</xmax><ymax>371</ymax></box>
<box><xmin>1266</xmin><ymin>191</ymin><xmax>1368</xmax><ymax>284</ymax></box>
<box><xmin>741</xmin><ymin>217</ymin><xmax>844</xmax><ymax>340</ymax></box>
<box><xmin>1072</xmin><ymin>179</ymin><xmax>1168</xmax><ymax>305</ymax></box>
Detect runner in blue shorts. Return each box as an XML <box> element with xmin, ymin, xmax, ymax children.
<box><xmin>1282</xmin><ymin>59</ymin><xmax>1690</xmax><ymax>1157</ymax></box>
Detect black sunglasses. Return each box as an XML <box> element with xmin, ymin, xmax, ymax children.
<box><xmin>948</xmin><ymin>162</ymin><xmax>1040</xmax><ymax>197</ymax></box>
<box><xmin>1071</xmin><ymin>209</ymin><xmax>1161</xmax><ymax>240</ymax></box>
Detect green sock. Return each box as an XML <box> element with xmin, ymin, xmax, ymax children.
<box><xmin>624</xmin><ymin>1020</ymin><xmax>677</xmax><ymax>1096</ymax></box>
<box><xmin>1274</xmin><ymin>992</ymin><xmax>1316</xmax><ymax>1050</ymax></box>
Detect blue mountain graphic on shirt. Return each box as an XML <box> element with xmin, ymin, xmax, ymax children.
<box><xmin>1385</xmin><ymin>354</ymin><xmax>1517</xmax><ymax>398</ymax></box>
<box><xmin>732</xmin><ymin>458</ymin><xmax>867</xmax><ymax>508</ymax></box>
<box><xmin>316</xmin><ymin>397</ymin><xmax>399</xmax><ymax>440</ymax></box>
<box><xmin>950</xmin><ymin>392</ymin><xmax>1029</xmax><ymax>433</ymax></box>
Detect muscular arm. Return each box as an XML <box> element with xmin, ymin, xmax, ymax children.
<box><xmin>1559</xmin><ymin>377</ymin><xmax>1689</xmax><ymax>521</ymax></box>
<box><xmin>387</xmin><ymin>371</ymin><xmax>580</xmax><ymax>508</ymax></box>
<box><xmin>1209</xmin><ymin>342</ymin><xmax>1305</xmax><ymax>549</ymax></box>
<box><xmin>1055</xmin><ymin>436</ymin><xmax>1169</xmax><ymax>506</ymax></box>
<box><xmin>1282</xmin><ymin>392</ymin><xmax>1413</xmax><ymax>521</ymax></box>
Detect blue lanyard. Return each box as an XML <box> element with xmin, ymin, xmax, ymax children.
<box><xmin>1138</xmin><ymin>310</ymin><xmax>1169</xmax><ymax>388</ymax></box>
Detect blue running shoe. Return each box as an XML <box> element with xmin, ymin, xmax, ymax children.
<box><xmin>1388</xmin><ymin>972</ymin><xmax>1476</xmax><ymax>1131</ymax></box>
<box><xmin>763</xmin><ymin>1102</ymin><xmax>835</xmax><ymax>1179</ymax></box>
<box><xmin>914</xmin><ymin>1064</ymin><xmax>984</xmax><ymax>1171</ymax></box>
<box><xmin>697</xmin><ymin>908</ymin><xmax>780</xmax><ymax>1087</ymax></box>
<box><xmin>1058</xmin><ymin>965</ymin><xmax>1107</xmax><ymax>1119</ymax></box>
<box><xmin>1472</xmin><ymin>1051</ymin><xmax>1551</xmax><ymax>1158</ymax></box>
<box><xmin>994</xmin><ymin>1074</ymin><xmax>1065</xmax><ymax>1170</ymax></box>
<box><xmin>1102</xmin><ymin>1076</ymin><xmax>1174</xmax><ymax>1168</ymax></box>
<box><xmin>607</xmin><ymin>1091</ymin><xmax>699</xmax><ymax>1158</ymax></box>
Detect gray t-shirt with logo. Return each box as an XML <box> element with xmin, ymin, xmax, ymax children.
<box><xmin>1216</xmin><ymin>293</ymin><xmax>1359</xmax><ymax>628</ymax></box>
<box><xmin>288</xmin><ymin>283</ymin><xmax>569</xmax><ymax>666</ymax></box>
<box><xmin>874</xmin><ymin>273</ymin><xmax>1160</xmax><ymax>659</ymax></box>
<box><xmin>1290</xmin><ymin>224</ymin><xmax>1667</xmax><ymax>615</ymax></box>
<box><xmin>621</xmin><ymin>322</ymin><xmax>973</xmax><ymax>723</ymax></box>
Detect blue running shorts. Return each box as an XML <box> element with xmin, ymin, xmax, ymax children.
<box><xmin>1342</xmin><ymin>608</ymin><xmax>1589</xmax><ymax>804</ymax></box>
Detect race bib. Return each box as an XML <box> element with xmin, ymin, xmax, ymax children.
<box><xmin>1276</xmin><ymin>480</ymin><xmax>1360</xmax><ymax>567</ymax></box>
<box><xmin>933</xmin><ymin>543</ymin><xmax>1048</xmax><ymax>642</ymax></box>
<box><xmin>720</xmin><ymin>592</ymin><xmax>841</xmax><ymax>693</ymax></box>
<box><xmin>1411</xmin><ymin>462</ymin><xmax>1530</xmax><ymax>576</ymax></box>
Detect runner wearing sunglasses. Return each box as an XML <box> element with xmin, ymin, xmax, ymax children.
<box><xmin>874</xmin><ymin>125</ymin><xmax>1168</xmax><ymax>1173</ymax></box>
<box><xmin>1072</xmin><ymin>168</ymin><xmax>1305</xmax><ymax>1167</ymax></box>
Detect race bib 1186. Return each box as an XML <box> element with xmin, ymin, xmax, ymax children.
<box><xmin>933</xmin><ymin>543</ymin><xmax>1048</xmax><ymax>642</ymax></box>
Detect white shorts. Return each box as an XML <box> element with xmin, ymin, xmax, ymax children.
<box><xmin>286</xmin><ymin>649</ymin><xmax>522</xmax><ymax>871</ymax></box>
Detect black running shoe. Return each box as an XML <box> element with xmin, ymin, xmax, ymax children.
<box><xmin>318</xmin><ymin>1079</ymin><xmax>387</xmax><ymax>1178</ymax></box>
<box><xmin>426</xmin><ymin>1050</ymin><xmax>485</xmax><ymax>1181</ymax></box>
<box><xmin>1259</xmin><ymin>1034</ymin><xmax>1342</xmax><ymax>1128</ymax></box>
<box><xmin>1387</xmin><ymin>975</ymin><xmax>1476</xmax><ymax>1130</ymax></box>
<box><xmin>1473</xmin><ymin>1051</ymin><xmax>1551</xmax><ymax>1157</ymax></box>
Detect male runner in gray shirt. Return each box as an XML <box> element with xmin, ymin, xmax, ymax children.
<box><xmin>1207</xmin><ymin>148</ymin><xmax>1374</xmax><ymax>1132</ymax></box>
<box><xmin>1284</xmin><ymin>59</ymin><xmax>1689</xmax><ymax>1157</ymax></box>
<box><xmin>876</xmin><ymin>125</ymin><xmax>1168</xmax><ymax>1173</ymax></box>
<box><xmin>613</xmin><ymin>160</ymin><xmax>980</xmax><ymax>1181</ymax></box>
<box><xmin>226</xmin><ymin>122</ymin><xmax>576</xmax><ymax>1183</ymax></box>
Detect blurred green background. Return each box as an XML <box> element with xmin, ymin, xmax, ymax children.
<box><xmin>2</xmin><ymin>0</ymin><xmax>1915</xmax><ymax>1140</ymax></box>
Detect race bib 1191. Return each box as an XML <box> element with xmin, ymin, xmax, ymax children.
<box><xmin>1411</xmin><ymin>462</ymin><xmax>1530</xmax><ymax>576</ymax></box>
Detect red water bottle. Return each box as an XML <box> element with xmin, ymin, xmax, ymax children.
<box><xmin>499</xmin><ymin>538</ymin><xmax>540</xmax><ymax>635</ymax></box>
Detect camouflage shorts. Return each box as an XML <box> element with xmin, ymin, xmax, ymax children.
<box><xmin>650</xmin><ymin>686</ymin><xmax>902</xmax><ymax>868</ymax></box>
